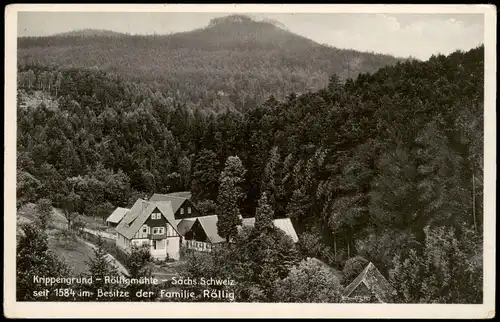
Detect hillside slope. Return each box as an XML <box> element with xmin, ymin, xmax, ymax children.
<box><xmin>18</xmin><ymin>14</ymin><xmax>402</xmax><ymax>111</ymax></box>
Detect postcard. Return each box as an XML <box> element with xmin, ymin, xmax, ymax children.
<box><xmin>4</xmin><ymin>3</ymin><xmax>496</xmax><ymax>319</ymax></box>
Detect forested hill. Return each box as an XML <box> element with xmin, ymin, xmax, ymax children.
<box><xmin>17</xmin><ymin>14</ymin><xmax>402</xmax><ymax>112</ymax></box>
<box><xmin>54</xmin><ymin>29</ymin><xmax>128</xmax><ymax>37</ymax></box>
<box><xmin>17</xmin><ymin>45</ymin><xmax>484</xmax><ymax>303</ymax></box>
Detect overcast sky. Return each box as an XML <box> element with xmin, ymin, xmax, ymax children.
<box><xmin>17</xmin><ymin>12</ymin><xmax>484</xmax><ymax>60</ymax></box>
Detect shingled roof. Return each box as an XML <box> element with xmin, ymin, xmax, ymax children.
<box><xmin>106</xmin><ymin>207</ymin><xmax>129</xmax><ymax>224</ymax></box>
<box><xmin>343</xmin><ymin>262</ymin><xmax>397</xmax><ymax>303</ymax></box>
<box><xmin>149</xmin><ymin>193</ymin><xmax>191</xmax><ymax>214</ymax></box>
<box><xmin>115</xmin><ymin>199</ymin><xmax>179</xmax><ymax>239</ymax></box>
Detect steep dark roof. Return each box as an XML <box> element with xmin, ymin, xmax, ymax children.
<box><xmin>343</xmin><ymin>262</ymin><xmax>397</xmax><ymax>303</ymax></box>
<box><xmin>115</xmin><ymin>199</ymin><xmax>178</xmax><ymax>239</ymax></box>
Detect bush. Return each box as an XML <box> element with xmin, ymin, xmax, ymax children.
<box><xmin>273</xmin><ymin>258</ymin><xmax>344</xmax><ymax>303</ymax></box>
<box><xmin>195</xmin><ymin>200</ymin><xmax>217</xmax><ymax>216</ymax></box>
<box><xmin>297</xmin><ymin>231</ymin><xmax>336</xmax><ymax>266</ymax></box>
<box><xmin>342</xmin><ymin>256</ymin><xmax>369</xmax><ymax>285</ymax></box>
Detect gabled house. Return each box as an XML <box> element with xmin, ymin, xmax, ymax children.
<box><xmin>149</xmin><ymin>192</ymin><xmax>200</xmax><ymax>220</ymax></box>
<box><xmin>112</xmin><ymin>195</ymin><xmax>301</xmax><ymax>259</ymax></box>
<box><xmin>176</xmin><ymin>215</ymin><xmax>225</xmax><ymax>252</ymax></box>
<box><xmin>178</xmin><ymin>215</ymin><xmax>299</xmax><ymax>253</ymax></box>
<box><xmin>106</xmin><ymin>207</ymin><xmax>129</xmax><ymax>229</ymax></box>
<box><xmin>343</xmin><ymin>262</ymin><xmax>397</xmax><ymax>303</ymax></box>
<box><xmin>115</xmin><ymin>199</ymin><xmax>182</xmax><ymax>260</ymax></box>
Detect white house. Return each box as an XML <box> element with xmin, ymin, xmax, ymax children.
<box><xmin>113</xmin><ymin>195</ymin><xmax>300</xmax><ymax>259</ymax></box>
<box><xmin>115</xmin><ymin>199</ymin><xmax>181</xmax><ymax>261</ymax></box>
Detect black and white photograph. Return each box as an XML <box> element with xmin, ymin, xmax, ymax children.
<box><xmin>4</xmin><ymin>4</ymin><xmax>496</xmax><ymax>319</ymax></box>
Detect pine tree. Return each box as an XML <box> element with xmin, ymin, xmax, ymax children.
<box><xmin>389</xmin><ymin>225</ymin><xmax>482</xmax><ymax>303</ymax></box>
<box><xmin>17</xmin><ymin>223</ymin><xmax>72</xmax><ymax>301</ymax></box>
<box><xmin>35</xmin><ymin>198</ymin><xmax>52</xmax><ymax>230</ymax></box>
<box><xmin>260</xmin><ymin>146</ymin><xmax>284</xmax><ymax>215</ymax></box>
<box><xmin>191</xmin><ymin>149</ymin><xmax>220</xmax><ymax>202</ymax></box>
<box><xmin>84</xmin><ymin>235</ymin><xmax>120</xmax><ymax>301</ymax></box>
<box><xmin>216</xmin><ymin>156</ymin><xmax>246</xmax><ymax>242</ymax></box>
<box><xmin>254</xmin><ymin>192</ymin><xmax>274</xmax><ymax>232</ymax></box>
<box><xmin>178</xmin><ymin>155</ymin><xmax>192</xmax><ymax>190</ymax></box>
<box><xmin>125</xmin><ymin>245</ymin><xmax>157</xmax><ymax>301</ymax></box>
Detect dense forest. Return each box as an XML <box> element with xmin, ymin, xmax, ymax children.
<box><xmin>16</xmin><ymin>32</ymin><xmax>484</xmax><ymax>303</ymax></box>
<box><xmin>17</xmin><ymin>15</ymin><xmax>402</xmax><ymax>112</ymax></box>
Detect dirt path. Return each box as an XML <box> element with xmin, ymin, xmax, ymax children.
<box><xmin>83</xmin><ymin>227</ymin><xmax>116</xmax><ymax>240</ymax></box>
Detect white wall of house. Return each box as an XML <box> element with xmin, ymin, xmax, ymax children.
<box><xmin>116</xmin><ymin>226</ymin><xmax>181</xmax><ymax>261</ymax></box>
<box><xmin>134</xmin><ymin>224</ymin><xmax>150</xmax><ymax>239</ymax></box>
<box><xmin>116</xmin><ymin>233</ymin><xmax>128</xmax><ymax>250</ymax></box>
<box><xmin>131</xmin><ymin>238</ymin><xmax>150</xmax><ymax>248</ymax></box>
<box><xmin>147</xmin><ymin>237</ymin><xmax>180</xmax><ymax>260</ymax></box>
<box><xmin>166</xmin><ymin>237</ymin><xmax>181</xmax><ymax>260</ymax></box>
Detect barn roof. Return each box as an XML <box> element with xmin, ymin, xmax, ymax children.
<box><xmin>106</xmin><ymin>207</ymin><xmax>129</xmax><ymax>224</ymax></box>
<box><xmin>241</xmin><ymin>217</ymin><xmax>299</xmax><ymax>243</ymax></box>
<box><xmin>343</xmin><ymin>262</ymin><xmax>396</xmax><ymax>303</ymax></box>
<box><xmin>115</xmin><ymin>199</ymin><xmax>178</xmax><ymax>239</ymax></box>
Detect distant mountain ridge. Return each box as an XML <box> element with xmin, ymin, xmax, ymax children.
<box><xmin>18</xmin><ymin>14</ymin><xmax>404</xmax><ymax>111</ymax></box>
<box><xmin>54</xmin><ymin>28</ymin><xmax>128</xmax><ymax>37</ymax></box>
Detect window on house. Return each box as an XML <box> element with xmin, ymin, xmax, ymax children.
<box><xmin>152</xmin><ymin>227</ymin><xmax>164</xmax><ymax>235</ymax></box>
<box><xmin>142</xmin><ymin>227</ymin><xmax>147</xmax><ymax>233</ymax></box>
<box><xmin>180</xmin><ymin>208</ymin><xmax>184</xmax><ymax>215</ymax></box>
<box><xmin>187</xmin><ymin>207</ymin><xmax>192</xmax><ymax>214</ymax></box>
